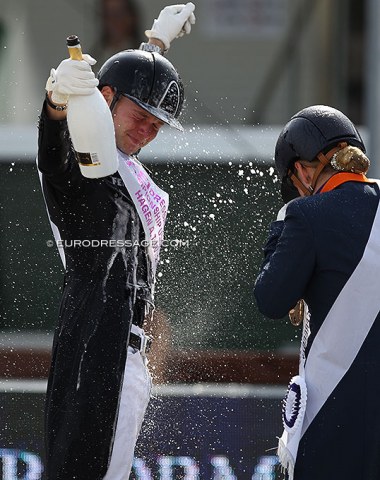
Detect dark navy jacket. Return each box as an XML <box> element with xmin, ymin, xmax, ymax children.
<box><xmin>254</xmin><ymin>177</ymin><xmax>380</xmax><ymax>479</ymax></box>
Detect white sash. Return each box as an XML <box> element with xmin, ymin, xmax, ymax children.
<box><xmin>278</xmin><ymin>186</ymin><xmax>380</xmax><ymax>479</ymax></box>
<box><xmin>37</xmin><ymin>151</ymin><xmax>169</xmax><ymax>278</ymax></box>
<box><xmin>117</xmin><ymin>151</ymin><xmax>169</xmax><ymax>277</ymax></box>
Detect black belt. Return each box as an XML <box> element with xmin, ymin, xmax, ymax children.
<box><xmin>129</xmin><ymin>332</ymin><xmax>152</xmax><ymax>354</ymax></box>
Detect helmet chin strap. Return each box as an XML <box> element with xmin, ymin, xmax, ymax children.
<box><xmin>288</xmin><ymin>172</ymin><xmax>313</xmax><ymax>196</ymax></box>
<box><xmin>109</xmin><ymin>90</ymin><xmax>121</xmax><ymax>113</ymax></box>
<box><xmin>288</xmin><ymin>142</ymin><xmax>348</xmax><ymax>197</ymax></box>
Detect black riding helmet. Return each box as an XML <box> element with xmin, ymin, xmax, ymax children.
<box><xmin>275</xmin><ymin>105</ymin><xmax>366</xmax><ymax>202</ymax></box>
<box><xmin>97</xmin><ymin>50</ymin><xmax>185</xmax><ymax>131</ymax></box>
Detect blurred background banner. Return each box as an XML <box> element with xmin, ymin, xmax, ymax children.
<box><xmin>200</xmin><ymin>0</ymin><xmax>287</xmax><ymax>38</ymax></box>
<box><xmin>0</xmin><ymin>382</ymin><xmax>283</xmax><ymax>480</ymax></box>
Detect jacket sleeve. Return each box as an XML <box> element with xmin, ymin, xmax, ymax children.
<box><xmin>254</xmin><ymin>200</ymin><xmax>316</xmax><ymax>319</ymax></box>
<box><xmin>37</xmin><ymin>101</ymin><xmax>86</xmax><ymax>196</ymax></box>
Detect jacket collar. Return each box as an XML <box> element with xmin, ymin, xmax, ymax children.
<box><xmin>320</xmin><ymin>172</ymin><xmax>372</xmax><ymax>193</ymax></box>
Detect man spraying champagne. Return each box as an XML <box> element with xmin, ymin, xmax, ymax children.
<box><xmin>37</xmin><ymin>4</ymin><xmax>195</xmax><ymax>479</ymax></box>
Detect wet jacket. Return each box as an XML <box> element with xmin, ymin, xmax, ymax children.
<box><xmin>254</xmin><ymin>176</ymin><xmax>380</xmax><ymax>479</ymax></box>
<box><xmin>37</xmin><ymin>104</ymin><xmax>153</xmax><ymax>480</ymax></box>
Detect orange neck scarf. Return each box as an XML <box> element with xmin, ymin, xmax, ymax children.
<box><xmin>320</xmin><ymin>172</ymin><xmax>373</xmax><ymax>194</ymax></box>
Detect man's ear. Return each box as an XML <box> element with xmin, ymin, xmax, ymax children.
<box><xmin>100</xmin><ymin>86</ymin><xmax>115</xmax><ymax>105</ymax></box>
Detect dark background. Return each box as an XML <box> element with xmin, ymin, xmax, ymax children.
<box><xmin>0</xmin><ymin>159</ymin><xmax>297</xmax><ymax>352</ymax></box>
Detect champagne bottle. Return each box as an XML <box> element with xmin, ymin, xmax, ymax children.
<box><xmin>66</xmin><ymin>35</ymin><xmax>119</xmax><ymax>178</ymax></box>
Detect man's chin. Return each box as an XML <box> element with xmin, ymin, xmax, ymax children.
<box><xmin>124</xmin><ymin>139</ymin><xmax>144</xmax><ymax>154</ymax></box>
<box><xmin>117</xmin><ymin>145</ymin><xmax>141</xmax><ymax>156</ymax></box>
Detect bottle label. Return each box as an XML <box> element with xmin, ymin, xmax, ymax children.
<box><xmin>75</xmin><ymin>151</ymin><xmax>101</xmax><ymax>166</ymax></box>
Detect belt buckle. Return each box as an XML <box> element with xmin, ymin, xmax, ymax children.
<box><xmin>140</xmin><ymin>334</ymin><xmax>152</xmax><ymax>356</ymax></box>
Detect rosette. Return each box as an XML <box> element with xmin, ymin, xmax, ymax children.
<box><xmin>282</xmin><ymin>375</ymin><xmax>307</xmax><ymax>433</ymax></box>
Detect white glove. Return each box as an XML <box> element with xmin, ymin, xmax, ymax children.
<box><xmin>145</xmin><ymin>3</ymin><xmax>196</xmax><ymax>51</ymax></box>
<box><xmin>45</xmin><ymin>54</ymin><xmax>99</xmax><ymax>104</ymax></box>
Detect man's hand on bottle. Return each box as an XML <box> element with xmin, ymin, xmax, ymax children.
<box><xmin>46</xmin><ymin>54</ymin><xmax>99</xmax><ymax>105</ymax></box>
<box><xmin>145</xmin><ymin>3</ymin><xmax>196</xmax><ymax>51</ymax></box>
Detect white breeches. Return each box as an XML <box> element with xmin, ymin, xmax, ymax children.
<box><xmin>103</xmin><ymin>325</ymin><xmax>152</xmax><ymax>480</ymax></box>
